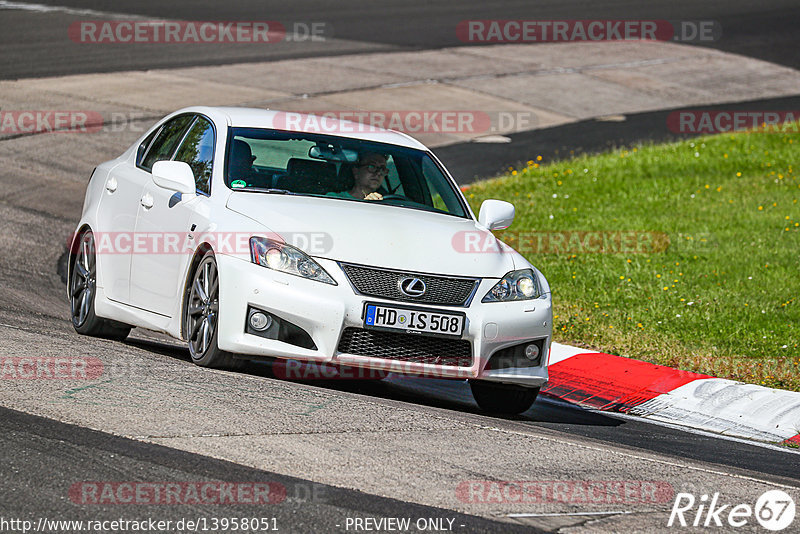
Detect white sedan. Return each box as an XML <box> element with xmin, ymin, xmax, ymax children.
<box><xmin>68</xmin><ymin>106</ymin><xmax>552</xmax><ymax>414</ymax></box>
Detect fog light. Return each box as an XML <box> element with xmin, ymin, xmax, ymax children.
<box><xmin>249</xmin><ymin>311</ymin><xmax>272</xmax><ymax>331</ymax></box>
<box><xmin>524</xmin><ymin>343</ymin><xmax>540</xmax><ymax>361</ymax></box>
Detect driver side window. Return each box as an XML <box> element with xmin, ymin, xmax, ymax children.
<box><xmin>140</xmin><ymin>115</ymin><xmax>194</xmax><ymax>172</ymax></box>
<box><xmin>174</xmin><ymin>117</ymin><xmax>215</xmax><ymax>195</ymax></box>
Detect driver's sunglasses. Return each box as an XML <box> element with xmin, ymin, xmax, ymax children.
<box><xmin>358</xmin><ymin>163</ymin><xmax>389</xmax><ymax>175</ymax></box>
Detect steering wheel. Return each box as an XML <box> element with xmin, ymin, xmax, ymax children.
<box><xmin>380</xmin><ymin>194</ymin><xmax>408</xmax><ymax>201</ymax></box>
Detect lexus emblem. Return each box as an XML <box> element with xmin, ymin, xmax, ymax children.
<box><xmin>399</xmin><ymin>277</ymin><xmax>426</xmax><ymax>297</ymax></box>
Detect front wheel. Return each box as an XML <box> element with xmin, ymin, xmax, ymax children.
<box><xmin>469</xmin><ymin>380</ymin><xmax>539</xmax><ymax>415</ymax></box>
<box><xmin>185</xmin><ymin>251</ymin><xmax>244</xmax><ymax>370</ymax></box>
<box><xmin>69</xmin><ymin>230</ymin><xmax>131</xmax><ymax>341</ymax></box>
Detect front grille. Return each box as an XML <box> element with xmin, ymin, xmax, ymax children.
<box><xmin>337</xmin><ymin>327</ymin><xmax>473</xmax><ymax>367</ymax></box>
<box><xmin>340</xmin><ymin>263</ymin><xmax>479</xmax><ymax>306</ymax></box>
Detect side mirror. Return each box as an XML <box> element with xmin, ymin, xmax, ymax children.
<box><xmin>152</xmin><ymin>161</ymin><xmax>197</xmax><ymax>195</ymax></box>
<box><xmin>478</xmin><ymin>199</ymin><xmax>515</xmax><ymax>230</ymax></box>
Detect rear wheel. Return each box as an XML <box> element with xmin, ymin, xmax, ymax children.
<box><xmin>469</xmin><ymin>380</ymin><xmax>539</xmax><ymax>415</ymax></box>
<box><xmin>185</xmin><ymin>251</ymin><xmax>244</xmax><ymax>370</ymax></box>
<box><xmin>69</xmin><ymin>230</ymin><xmax>131</xmax><ymax>341</ymax></box>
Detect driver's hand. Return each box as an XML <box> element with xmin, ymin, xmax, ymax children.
<box><xmin>364</xmin><ymin>192</ymin><xmax>383</xmax><ymax>201</ymax></box>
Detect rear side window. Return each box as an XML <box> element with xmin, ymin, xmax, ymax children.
<box><xmin>174</xmin><ymin>117</ymin><xmax>215</xmax><ymax>195</ymax></box>
<box><xmin>140</xmin><ymin>115</ymin><xmax>194</xmax><ymax>171</ymax></box>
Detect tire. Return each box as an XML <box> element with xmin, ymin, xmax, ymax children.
<box><xmin>184</xmin><ymin>251</ymin><xmax>245</xmax><ymax>370</ymax></box>
<box><xmin>469</xmin><ymin>380</ymin><xmax>539</xmax><ymax>415</ymax></box>
<box><xmin>69</xmin><ymin>230</ymin><xmax>131</xmax><ymax>341</ymax></box>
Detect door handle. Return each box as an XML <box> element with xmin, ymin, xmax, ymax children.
<box><xmin>105</xmin><ymin>177</ymin><xmax>118</xmax><ymax>193</ymax></box>
<box><xmin>140</xmin><ymin>193</ymin><xmax>154</xmax><ymax>209</ymax></box>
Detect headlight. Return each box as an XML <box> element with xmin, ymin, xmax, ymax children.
<box><xmin>482</xmin><ymin>269</ymin><xmax>540</xmax><ymax>302</ymax></box>
<box><xmin>250</xmin><ymin>237</ymin><xmax>336</xmax><ymax>285</ymax></box>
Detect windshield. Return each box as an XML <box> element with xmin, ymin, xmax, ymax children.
<box><xmin>225</xmin><ymin>128</ymin><xmax>468</xmax><ymax>218</ymax></box>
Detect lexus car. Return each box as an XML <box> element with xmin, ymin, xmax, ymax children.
<box><xmin>67</xmin><ymin>106</ymin><xmax>552</xmax><ymax>414</ymax></box>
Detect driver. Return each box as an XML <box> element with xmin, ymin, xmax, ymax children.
<box><xmin>328</xmin><ymin>152</ymin><xmax>388</xmax><ymax>200</ymax></box>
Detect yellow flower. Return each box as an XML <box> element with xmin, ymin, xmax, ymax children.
<box><xmin>736</xmin><ymin>172</ymin><xmax>742</xmax><ymax>177</ymax></box>
<box><xmin>536</xmin><ymin>155</ymin><xmax>542</xmax><ymax>161</ymax></box>
<box><xmin>758</xmin><ymin>206</ymin><xmax>763</xmax><ymax>211</ymax></box>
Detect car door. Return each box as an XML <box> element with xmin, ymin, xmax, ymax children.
<box><xmin>129</xmin><ymin>115</ymin><xmax>215</xmax><ymax>317</ymax></box>
<box><xmin>94</xmin><ymin>125</ymin><xmax>163</xmax><ymax>304</ymax></box>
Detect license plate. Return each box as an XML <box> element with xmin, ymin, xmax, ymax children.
<box><xmin>364</xmin><ymin>303</ymin><xmax>464</xmax><ymax>337</ymax></box>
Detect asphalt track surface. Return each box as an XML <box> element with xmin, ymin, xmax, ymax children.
<box><xmin>439</xmin><ymin>94</ymin><xmax>800</xmax><ymax>182</ymax></box>
<box><xmin>1</xmin><ymin>0</ymin><xmax>799</xmax><ymax>79</ymax></box>
<box><xmin>2</xmin><ymin>1</ymin><xmax>800</xmax><ymax>531</ymax></box>
<box><xmin>0</xmin><ymin>406</ymin><xmax>537</xmax><ymax>533</ymax></box>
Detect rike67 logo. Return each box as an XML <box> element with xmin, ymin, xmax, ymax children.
<box><xmin>668</xmin><ymin>490</ymin><xmax>795</xmax><ymax>531</ymax></box>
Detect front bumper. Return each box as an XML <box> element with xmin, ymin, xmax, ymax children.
<box><xmin>216</xmin><ymin>254</ymin><xmax>551</xmax><ymax>387</ymax></box>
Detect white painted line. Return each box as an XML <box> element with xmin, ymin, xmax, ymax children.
<box><xmin>508</xmin><ymin>511</ymin><xmax>632</xmax><ymax>518</ymax></box>
<box><xmin>0</xmin><ymin>1</ymin><xmax>151</xmax><ymax>20</ymax></box>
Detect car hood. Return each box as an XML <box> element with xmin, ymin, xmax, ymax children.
<box><xmin>226</xmin><ymin>192</ymin><xmax>516</xmax><ymax>277</ymax></box>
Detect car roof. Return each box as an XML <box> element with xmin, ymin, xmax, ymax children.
<box><xmin>176</xmin><ymin>106</ymin><xmax>429</xmax><ymax>151</ymax></box>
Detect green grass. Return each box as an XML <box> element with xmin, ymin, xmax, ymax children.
<box><xmin>463</xmin><ymin>128</ymin><xmax>800</xmax><ymax>391</ymax></box>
